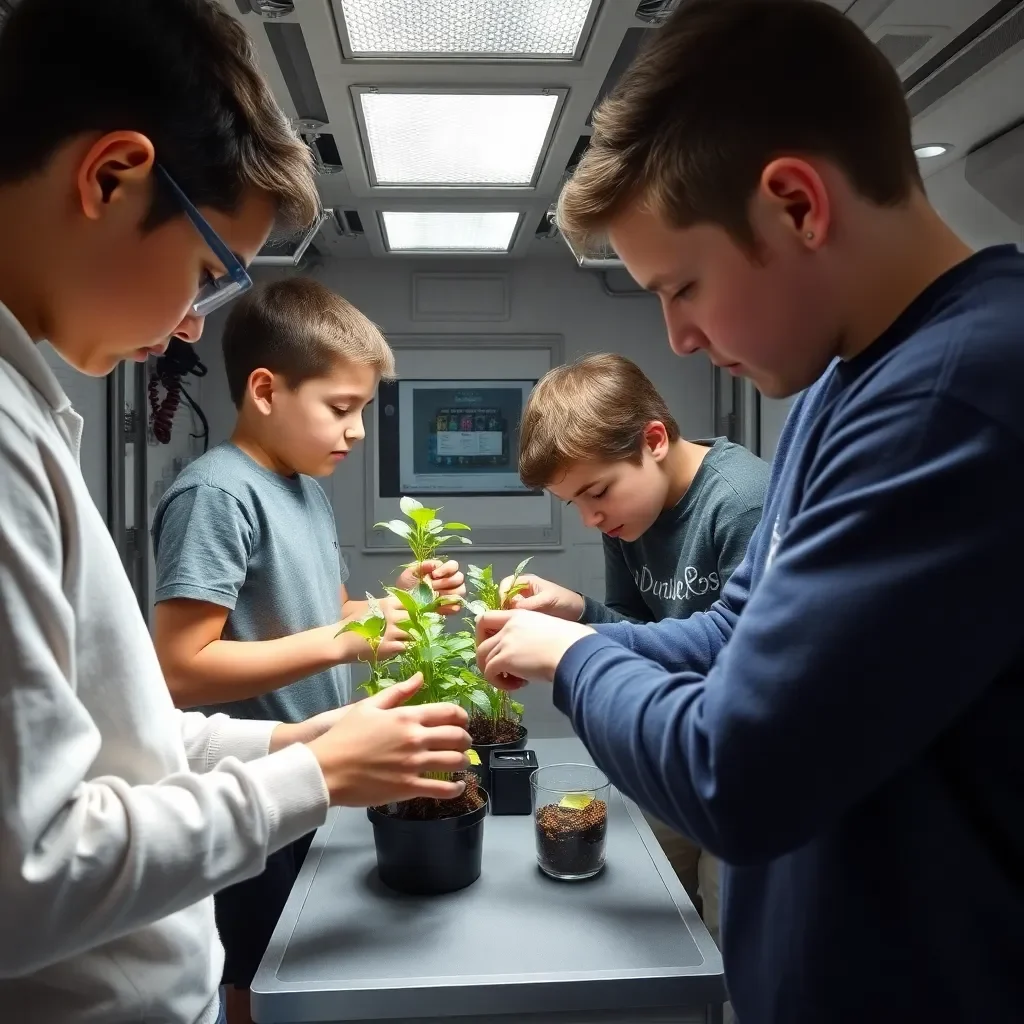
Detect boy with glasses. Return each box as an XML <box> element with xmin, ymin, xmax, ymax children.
<box><xmin>0</xmin><ymin>2</ymin><xmax>471</xmax><ymax>1022</ymax></box>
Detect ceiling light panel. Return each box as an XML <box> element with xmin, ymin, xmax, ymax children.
<box><xmin>338</xmin><ymin>0</ymin><xmax>596</xmax><ymax>59</ymax></box>
<box><xmin>381</xmin><ymin>212</ymin><xmax>521</xmax><ymax>252</ymax></box>
<box><xmin>357</xmin><ymin>90</ymin><xmax>562</xmax><ymax>187</ymax></box>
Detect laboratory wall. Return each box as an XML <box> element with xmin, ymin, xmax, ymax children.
<box><xmin>190</xmin><ymin>256</ymin><xmax>713</xmax><ymax>735</ymax></box>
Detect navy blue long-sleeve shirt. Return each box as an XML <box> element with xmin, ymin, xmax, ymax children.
<box><xmin>554</xmin><ymin>245</ymin><xmax>1024</xmax><ymax>1024</ymax></box>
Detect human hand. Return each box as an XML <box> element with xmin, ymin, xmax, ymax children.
<box><xmin>338</xmin><ymin>594</ymin><xmax>409</xmax><ymax>663</ymax></box>
<box><xmin>307</xmin><ymin>674</ymin><xmax>473</xmax><ymax>805</ymax></box>
<box><xmin>475</xmin><ymin>609</ymin><xmax>595</xmax><ymax>690</ymax></box>
<box><xmin>499</xmin><ymin>573</ymin><xmax>586</xmax><ymax>620</ymax></box>
<box><xmin>396</xmin><ymin>559</ymin><xmax>466</xmax><ymax>615</ymax></box>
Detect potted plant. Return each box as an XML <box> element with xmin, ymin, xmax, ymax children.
<box><xmin>342</xmin><ymin>585</ymin><xmax>489</xmax><ymax>895</ymax></box>
<box><xmin>462</xmin><ymin>558</ymin><xmax>533</xmax><ymax>768</ymax></box>
<box><xmin>345</xmin><ymin>497</ymin><xmax>534</xmax><ymax>894</ymax></box>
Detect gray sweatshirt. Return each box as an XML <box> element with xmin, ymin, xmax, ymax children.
<box><xmin>0</xmin><ymin>304</ymin><xmax>328</xmax><ymax>1024</ymax></box>
<box><xmin>582</xmin><ymin>438</ymin><xmax>769</xmax><ymax>624</ymax></box>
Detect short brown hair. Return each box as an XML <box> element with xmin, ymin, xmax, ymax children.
<box><xmin>558</xmin><ymin>0</ymin><xmax>921</xmax><ymax>252</ymax></box>
<box><xmin>222</xmin><ymin>278</ymin><xmax>395</xmax><ymax>407</ymax></box>
<box><xmin>0</xmin><ymin>0</ymin><xmax>320</xmax><ymax>232</ymax></box>
<box><xmin>519</xmin><ymin>354</ymin><xmax>680</xmax><ymax>489</ymax></box>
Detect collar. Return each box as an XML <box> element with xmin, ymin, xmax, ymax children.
<box><xmin>0</xmin><ymin>300</ymin><xmax>73</xmax><ymax>414</ymax></box>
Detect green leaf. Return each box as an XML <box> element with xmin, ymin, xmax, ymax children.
<box><xmin>465</xmin><ymin>600</ymin><xmax>488</xmax><ymax>618</ymax></box>
<box><xmin>386</xmin><ymin>587</ymin><xmax>421</xmax><ymax>615</ymax></box>
<box><xmin>374</xmin><ymin>519</ymin><xmax>412</xmax><ymax>539</ymax></box>
<box><xmin>510</xmin><ymin>699</ymin><xmax>524</xmax><ymax>716</ymax></box>
<box><xmin>339</xmin><ymin>615</ymin><xmax>386</xmax><ymax>641</ymax></box>
<box><xmin>399</xmin><ymin>496</ymin><xmax>423</xmax><ymax>518</ymax></box>
<box><xmin>468</xmin><ymin>688</ymin><xmax>493</xmax><ymax>713</ymax></box>
<box><xmin>365</xmin><ymin>593</ymin><xmax>383</xmax><ymax>618</ymax></box>
<box><xmin>444</xmin><ymin>522</ymin><xmax>471</xmax><ymax>531</ymax></box>
<box><xmin>513</xmin><ymin>556</ymin><xmax>533</xmax><ymax>578</ymax></box>
<box><xmin>426</xmin><ymin>518</ymin><xmax>444</xmax><ymax>534</ymax></box>
<box><xmin>413</xmin><ymin>580</ymin><xmax>435</xmax><ymax>606</ymax></box>
<box><xmin>407</xmin><ymin>506</ymin><xmax>437</xmax><ymax>528</ymax></box>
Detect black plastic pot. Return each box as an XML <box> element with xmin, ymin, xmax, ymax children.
<box><xmin>367</xmin><ymin>793</ymin><xmax>489</xmax><ymax>895</ymax></box>
<box><xmin>468</xmin><ymin>726</ymin><xmax>528</xmax><ymax>793</ymax></box>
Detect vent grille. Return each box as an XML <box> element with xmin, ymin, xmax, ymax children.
<box><xmin>635</xmin><ymin>0</ymin><xmax>682</xmax><ymax>26</ymax></box>
<box><xmin>875</xmin><ymin>32</ymin><xmax>932</xmax><ymax>69</ymax></box>
<box><xmin>906</xmin><ymin>0</ymin><xmax>1024</xmax><ymax>118</ymax></box>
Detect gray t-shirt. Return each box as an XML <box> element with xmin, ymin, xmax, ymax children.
<box><xmin>152</xmin><ymin>442</ymin><xmax>351</xmax><ymax>722</ymax></box>
<box><xmin>582</xmin><ymin>438</ymin><xmax>769</xmax><ymax>624</ymax></box>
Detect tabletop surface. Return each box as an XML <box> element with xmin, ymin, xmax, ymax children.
<box><xmin>252</xmin><ymin>737</ymin><xmax>725</xmax><ymax>1022</ymax></box>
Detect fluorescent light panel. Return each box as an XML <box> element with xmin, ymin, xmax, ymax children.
<box><xmin>381</xmin><ymin>212</ymin><xmax>520</xmax><ymax>252</ymax></box>
<box><xmin>339</xmin><ymin>0</ymin><xmax>594</xmax><ymax>58</ymax></box>
<box><xmin>360</xmin><ymin>92</ymin><xmax>560</xmax><ymax>186</ymax></box>
<box><xmin>914</xmin><ymin>144</ymin><xmax>950</xmax><ymax>159</ymax></box>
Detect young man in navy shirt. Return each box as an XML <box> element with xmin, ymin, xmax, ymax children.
<box><xmin>476</xmin><ymin>2</ymin><xmax>1024</xmax><ymax>1022</ymax></box>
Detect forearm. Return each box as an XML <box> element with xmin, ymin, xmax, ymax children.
<box><xmin>594</xmin><ymin>599</ymin><xmax>737</xmax><ymax>674</ymax></box>
<box><xmin>167</xmin><ymin>626</ymin><xmax>353</xmax><ymax>708</ymax></box>
<box><xmin>580</xmin><ymin>594</ymin><xmax>638</xmax><ymax>625</ymax></box>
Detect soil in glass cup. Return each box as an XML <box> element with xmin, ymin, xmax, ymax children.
<box><xmin>531</xmin><ymin>763</ymin><xmax>610</xmax><ymax>880</ymax></box>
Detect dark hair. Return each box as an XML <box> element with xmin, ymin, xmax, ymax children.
<box><xmin>519</xmin><ymin>353</ymin><xmax>681</xmax><ymax>489</ymax></box>
<box><xmin>0</xmin><ymin>0</ymin><xmax>320</xmax><ymax>231</ymax></box>
<box><xmin>559</xmin><ymin>0</ymin><xmax>921</xmax><ymax>251</ymax></box>
<box><xmin>222</xmin><ymin>277</ymin><xmax>395</xmax><ymax>408</ymax></box>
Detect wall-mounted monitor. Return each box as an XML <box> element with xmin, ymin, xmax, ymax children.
<box><xmin>377</xmin><ymin>378</ymin><xmax>537</xmax><ymax>498</ymax></box>
<box><xmin>364</xmin><ymin>335</ymin><xmax>563</xmax><ymax>552</ymax></box>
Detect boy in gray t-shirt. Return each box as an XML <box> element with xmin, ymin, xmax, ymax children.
<box><xmin>152</xmin><ymin>278</ymin><xmax>465</xmax><ymax>1020</ymax></box>
<box><xmin>503</xmin><ymin>353</ymin><xmax>769</xmax><ymax>946</ymax></box>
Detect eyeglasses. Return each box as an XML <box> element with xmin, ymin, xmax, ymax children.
<box><xmin>154</xmin><ymin>163</ymin><xmax>253</xmax><ymax>317</ymax></box>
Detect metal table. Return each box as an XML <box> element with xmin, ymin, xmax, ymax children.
<box><xmin>252</xmin><ymin>737</ymin><xmax>726</xmax><ymax>1023</ymax></box>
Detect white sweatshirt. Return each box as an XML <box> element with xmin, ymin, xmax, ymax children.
<box><xmin>0</xmin><ymin>304</ymin><xmax>330</xmax><ymax>1023</ymax></box>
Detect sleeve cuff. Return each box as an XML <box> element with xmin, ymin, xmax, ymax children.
<box><xmin>553</xmin><ymin>633</ymin><xmax>624</xmax><ymax>718</ymax></box>
<box><xmin>207</xmin><ymin>718</ymin><xmax>279</xmax><ymax>767</ymax></box>
<box><xmin>154</xmin><ymin>582</ymin><xmax>238</xmax><ymax>609</ymax></box>
<box><xmin>243</xmin><ymin>743</ymin><xmax>330</xmax><ymax>852</ymax></box>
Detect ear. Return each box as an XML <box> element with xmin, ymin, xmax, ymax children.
<box><xmin>757</xmin><ymin>157</ymin><xmax>831</xmax><ymax>250</ymax></box>
<box><xmin>643</xmin><ymin>421</ymin><xmax>671</xmax><ymax>461</ymax></box>
<box><xmin>248</xmin><ymin>368</ymin><xmax>276</xmax><ymax>416</ymax></box>
<box><xmin>76</xmin><ymin>132</ymin><xmax>157</xmax><ymax>221</ymax></box>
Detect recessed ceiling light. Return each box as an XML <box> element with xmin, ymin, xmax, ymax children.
<box><xmin>357</xmin><ymin>91</ymin><xmax>562</xmax><ymax>186</ymax></box>
<box><xmin>381</xmin><ymin>211</ymin><xmax>521</xmax><ymax>252</ymax></box>
<box><xmin>914</xmin><ymin>144</ymin><xmax>950</xmax><ymax>159</ymax></box>
<box><xmin>339</xmin><ymin>0</ymin><xmax>596</xmax><ymax>59</ymax></box>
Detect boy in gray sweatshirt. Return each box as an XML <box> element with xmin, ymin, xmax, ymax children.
<box><xmin>505</xmin><ymin>353</ymin><xmax>769</xmax><ymax>939</ymax></box>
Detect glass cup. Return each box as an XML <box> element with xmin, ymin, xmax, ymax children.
<box><xmin>531</xmin><ymin>763</ymin><xmax>611</xmax><ymax>880</ymax></box>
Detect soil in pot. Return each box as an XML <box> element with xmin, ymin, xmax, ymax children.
<box><xmin>468</xmin><ymin>716</ymin><xmax>524</xmax><ymax>746</ymax></box>
<box><xmin>375</xmin><ymin>770</ymin><xmax>485</xmax><ymax>821</ymax></box>
<box><xmin>535</xmin><ymin>798</ymin><xmax>608</xmax><ymax>880</ymax></box>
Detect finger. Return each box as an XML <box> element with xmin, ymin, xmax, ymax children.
<box><xmin>480</xmin><ymin>645</ymin><xmax>527</xmax><ymax>689</ymax></box>
<box><xmin>414</xmin><ymin>747</ymin><xmax>471</xmax><ymax>772</ymax></box>
<box><xmin>415</xmin><ymin>560</ymin><xmax>439</xmax><ymax>578</ymax></box>
<box><xmin>366</xmin><ymin>674</ymin><xmax>422</xmax><ymax>708</ymax></box>
<box><xmin>475</xmin><ymin>632</ymin><xmax>499</xmax><ymax>670</ymax></box>
<box><xmin>475</xmin><ymin>609</ymin><xmax>513</xmax><ymax>645</ymax></box>
<box><xmin>432</xmin><ymin>572</ymin><xmax>465</xmax><ymax>590</ymax></box>
<box><xmin>405</xmin><ymin>777</ymin><xmax>467</xmax><ymax>801</ymax></box>
<box><xmin>511</xmin><ymin>591</ymin><xmax>549</xmax><ymax>611</ymax></box>
<box><xmin>410</xmin><ymin>701</ymin><xmax>471</xmax><ymax>730</ymax></box>
<box><xmin>416</xmin><ymin>724</ymin><xmax>474</xmax><ymax>752</ymax></box>
<box><xmin>429</xmin><ymin>559</ymin><xmax>459</xmax><ymax>579</ymax></box>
